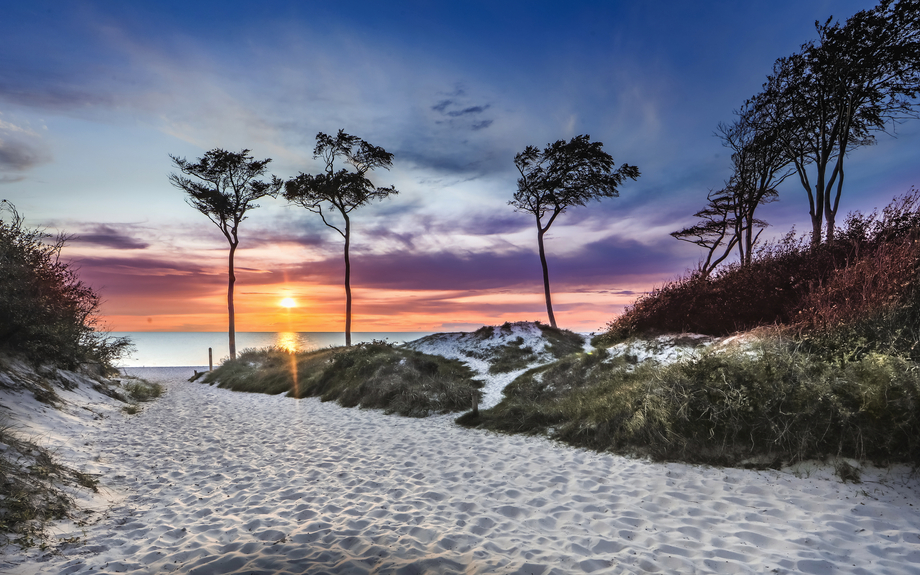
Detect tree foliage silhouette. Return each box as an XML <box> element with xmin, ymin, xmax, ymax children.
<box><xmin>0</xmin><ymin>201</ymin><xmax>132</xmax><ymax>368</ymax></box>
<box><xmin>284</xmin><ymin>130</ymin><xmax>397</xmax><ymax>347</ymax></box>
<box><xmin>752</xmin><ymin>0</ymin><xmax>920</xmax><ymax>244</ymax></box>
<box><xmin>168</xmin><ymin>149</ymin><xmax>282</xmax><ymax>359</ymax></box>
<box><xmin>510</xmin><ymin>135</ymin><xmax>639</xmax><ymax>328</ymax></box>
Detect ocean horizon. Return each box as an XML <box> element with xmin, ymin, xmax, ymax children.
<box><xmin>111</xmin><ymin>331</ymin><xmax>435</xmax><ymax>368</ymax></box>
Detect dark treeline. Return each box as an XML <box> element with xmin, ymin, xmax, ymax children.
<box><xmin>675</xmin><ymin>0</ymin><xmax>920</xmax><ymax>272</ymax></box>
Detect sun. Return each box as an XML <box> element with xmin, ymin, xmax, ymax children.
<box><xmin>280</xmin><ymin>297</ymin><xmax>297</xmax><ymax>308</ymax></box>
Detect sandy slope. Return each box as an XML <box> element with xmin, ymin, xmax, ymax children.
<box><xmin>3</xmin><ymin>366</ymin><xmax>920</xmax><ymax>574</ymax></box>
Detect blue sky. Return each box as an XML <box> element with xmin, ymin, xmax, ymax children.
<box><xmin>1</xmin><ymin>0</ymin><xmax>918</xmax><ymax>332</ymax></box>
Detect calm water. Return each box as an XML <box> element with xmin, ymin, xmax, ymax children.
<box><xmin>112</xmin><ymin>332</ymin><xmax>435</xmax><ymax>367</ymax></box>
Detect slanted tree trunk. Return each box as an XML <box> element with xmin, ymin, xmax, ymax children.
<box><xmin>227</xmin><ymin>240</ymin><xmax>238</xmax><ymax>359</ymax></box>
<box><xmin>343</xmin><ymin>213</ymin><xmax>352</xmax><ymax>347</ymax></box>
<box><xmin>536</xmin><ymin>220</ymin><xmax>557</xmax><ymax>328</ymax></box>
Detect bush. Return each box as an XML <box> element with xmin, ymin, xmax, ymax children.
<box><xmin>463</xmin><ymin>339</ymin><xmax>920</xmax><ymax>465</ymax></box>
<box><xmin>596</xmin><ymin>190</ymin><xmax>920</xmax><ymax>363</ymax></box>
<box><xmin>0</xmin><ymin>202</ymin><xmax>131</xmax><ymax>368</ymax></box>
<box><xmin>203</xmin><ymin>343</ymin><xmax>482</xmax><ymax>417</ymax></box>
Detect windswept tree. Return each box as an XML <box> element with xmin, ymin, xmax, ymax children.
<box><xmin>284</xmin><ymin>130</ymin><xmax>397</xmax><ymax>347</ymax></box>
<box><xmin>510</xmin><ymin>135</ymin><xmax>639</xmax><ymax>328</ymax></box>
<box><xmin>671</xmin><ymin>188</ymin><xmax>742</xmax><ymax>277</ymax></box>
<box><xmin>168</xmin><ymin>149</ymin><xmax>282</xmax><ymax>360</ymax></box>
<box><xmin>753</xmin><ymin>0</ymin><xmax>920</xmax><ymax>244</ymax></box>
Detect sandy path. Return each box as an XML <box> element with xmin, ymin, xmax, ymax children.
<box><xmin>11</xmin><ymin>368</ymin><xmax>920</xmax><ymax>574</ymax></box>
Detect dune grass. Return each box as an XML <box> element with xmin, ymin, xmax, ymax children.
<box><xmin>202</xmin><ymin>342</ymin><xmax>482</xmax><ymax>417</ymax></box>
<box><xmin>459</xmin><ymin>337</ymin><xmax>920</xmax><ymax>466</ymax></box>
<box><xmin>480</xmin><ymin>322</ymin><xmax>585</xmax><ymax>374</ymax></box>
<box><xmin>0</xmin><ymin>421</ymin><xmax>98</xmax><ymax>549</ymax></box>
<box><xmin>120</xmin><ymin>378</ymin><xmax>163</xmax><ymax>414</ymax></box>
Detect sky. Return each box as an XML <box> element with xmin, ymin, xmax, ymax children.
<box><xmin>2</xmin><ymin>0</ymin><xmax>919</xmax><ymax>334</ymax></box>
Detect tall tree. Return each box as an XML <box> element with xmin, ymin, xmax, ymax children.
<box><xmin>717</xmin><ymin>103</ymin><xmax>791</xmax><ymax>265</ymax></box>
<box><xmin>510</xmin><ymin>135</ymin><xmax>639</xmax><ymax>328</ymax></box>
<box><xmin>753</xmin><ymin>0</ymin><xmax>920</xmax><ymax>244</ymax></box>
<box><xmin>284</xmin><ymin>130</ymin><xmax>397</xmax><ymax>347</ymax></box>
<box><xmin>168</xmin><ymin>149</ymin><xmax>282</xmax><ymax>360</ymax></box>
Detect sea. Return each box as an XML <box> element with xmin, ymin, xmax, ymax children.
<box><xmin>111</xmin><ymin>332</ymin><xmax>435</xmax><ymax>367</ymax></box>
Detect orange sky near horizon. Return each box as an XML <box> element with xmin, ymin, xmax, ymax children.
<box><xmin>100</xmin><ymin>283</ymin><xmax>648</xmax><ymax>334</ymax></box>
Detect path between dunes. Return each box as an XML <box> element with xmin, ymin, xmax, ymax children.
<box><xmin>10</xmin><ymin>367</ymin><xmax>920</xmax><ymax>574</ymax></box>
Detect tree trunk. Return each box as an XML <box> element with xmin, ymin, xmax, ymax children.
<box><xmin>536</xmin><ymin>223</ymin><xmax>557</xmax><ymax>328</ymax></box>
<box><xmin>228</xmin><ymin>241</ymin><xmax>237</xmax><ymax>360</ymax></box>
<box><xmin>343</xmin><ymin>214</ymin><xmax>352</xmax><ymax>347</ymax></box>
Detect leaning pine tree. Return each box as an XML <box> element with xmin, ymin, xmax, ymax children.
<box><xmin>168</xmin><ymin>149</ymin><xmax>282</xmax><ymax>360</ymax></box>
<box><xmin>511</xmin><ymin>135</ymin><xmax>639</xmax><ymax>328</ymax></box>
<box><xmin>284</xmin><ymin>130</ymin><xmax>397</xmax><ymax>347</ymax></box>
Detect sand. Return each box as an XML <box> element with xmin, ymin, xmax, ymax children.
<box><xmin>3</xmin><ymin>365</ymin><xmax>920</xmax><ymax>574</ymax></box>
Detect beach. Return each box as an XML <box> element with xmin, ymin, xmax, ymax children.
<box><xmin>2</xmin><ymin>366</ymin><xmax>920</xmax><ymax>574</ymax></box>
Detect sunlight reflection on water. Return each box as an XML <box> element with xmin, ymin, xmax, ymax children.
<box><xmin>114</xmin><ymin>332</ymin><xmax>434</xmax><ymax>367</ymax></box>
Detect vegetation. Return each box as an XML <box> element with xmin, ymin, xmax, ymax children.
<box><xmin>510</xmin><ymin>135</ymin><xmax>639</xmax><ymax>328</ymax></box>
<box><xmin>471</xmin><ymin>322</ymin><xmax>585</xmax><ymax>374</ymax></box>
<box><xmin>284</xmin><ymin>130</ymin><xmax>398</xmax><ymax>347</ymax></box>
<box><xmin>169</xmin><ymin>149</ymin><xmax>283</xmax><ymax>359</ymax></box>
<box><xmin>203</xmin><ymin>342</ymin><xmax>481</xmax><ymax>417</ymax></box>
<box><xmin>121</xmin><ymin>378</ymin><xmax>163</xmax><ymax>414</ymax></box>
<box><xmin>602</xmin><ymin>190</ymin><xmax>920</xmax><ymax>357</ymax></box>
<box><xmin>459</xmin><ymin>339</ymin><xmax>920</xmax><ymax>466</ymax></box>
<box><xmin>0</xmin><ymin>201</ymin><xmax>131</xmax><ymax>369</ymax></box>
<box><xmin>0</xmin><ymin>419</ymin><xmax>99</xmax><ymax>549</ymax></box>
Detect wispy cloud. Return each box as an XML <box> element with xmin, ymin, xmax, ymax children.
<box><xmin>71</xmin><ymin>224</ymin><xmax>151</xmax><ymax>249</ymax></box>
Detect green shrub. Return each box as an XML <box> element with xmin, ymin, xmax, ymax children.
<box><xmin>0</xmin><ymin>202</ymin><xmax>131</xmax><ymax>368</ymax></box>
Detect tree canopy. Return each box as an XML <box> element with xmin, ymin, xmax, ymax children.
<box><xmin>169</xmin><ymin>148</ymin><xmax>282</xmax><ymax>359</ymax></box>
<box><xmin>511</xmin><ymin>134</ymin><xmax>639</xmax><ymax>327</ymax></box>
<box><xmin>284</xmin><ymin>130</ymin><xmax>397</xmax><ymax>346</ymax></box>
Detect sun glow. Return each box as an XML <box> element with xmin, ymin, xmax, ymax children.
<box><xmin>280</xmin><ymin>297</ymin><xmax>297</xmax><ymax>308</ymax></box>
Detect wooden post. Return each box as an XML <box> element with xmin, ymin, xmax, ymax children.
<box><xmin>209</xmin><ymin>347</ymin><xmax>213</xmax><ymax>371</ymax></box>
<box><xmin>472</xmin><ymin>393</ymin><xmax>479</xmax><ymax>416</ymax></box>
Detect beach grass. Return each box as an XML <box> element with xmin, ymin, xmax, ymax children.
<box><xmin>459</xmin><ymin>336</ymin><xmax>920</xmax><ymax>466</ymax></box>
<box><xmin>0</xmin><ymin>420</ymin><xmax>98</xmax><ymax>549</ymax></box>
<box><xmin>202</xmin><ymin>342</ymin><xmax>482</xmax><ymax>417</ymax></box>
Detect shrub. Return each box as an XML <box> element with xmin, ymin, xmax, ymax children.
<box><xmin>596</xmin><ymin>190</ymin><xmax>920</xmax><ymax>362</ymax></box>
<box><xmin>0</xmin><ymin>202</ymin><xmax>131</xmax><ymax>368</ymax></box>
<box><xmin>463</xmin><ymin>339</ymin><xmax>920</xmax><ymax>465</ymax></box>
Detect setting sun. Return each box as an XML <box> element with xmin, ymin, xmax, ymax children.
<box><xmin>280</xmin><ymin>297</ymin><xmax>297</xmax><ymax>308</ymax></box>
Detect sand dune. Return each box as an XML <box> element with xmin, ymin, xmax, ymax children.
<box><xmin>4</xmin><ymin>366</ymin><xmax>920</xmax><ymax>574</ymax></box>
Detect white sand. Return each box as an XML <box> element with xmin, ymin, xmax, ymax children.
<box><xmin>3</xmin><ymin>364</ymin><xmax>920</xmax><ymax>573</ymax></box>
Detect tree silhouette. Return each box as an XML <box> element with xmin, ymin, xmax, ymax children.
<box><xmin>168</xmin><ymin>149</ymin><xmax>282</xmax><ymax>360</ymax></box>
<box><xmin>510</xmin><ymin>135</ymin><xmax>639</xmax><ymax>328</ymax></box>
<box><xmin>284</xmin><ymin>130</ymin><xmax>397</xmax><ymax>347</ymax></box>
<box><xmin>753</xmin><ymin>0</ymin><xmax>920</xmax><ymax>244</ymax></box>
<box><xmin>717</xmin><ymin>103</ymin><xmax>791</xmax><ymax>265</ymax></box>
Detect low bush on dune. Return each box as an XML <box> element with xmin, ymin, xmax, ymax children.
<box><xmin>595</xmin><ymin>190</ymin><xmax>920</xmax><ymax>365</ymax></box>
<box><xmin>461</xmin><ymin>337</ymin><xmax>920</xmax><ymax>466</ymax></box>
<box><xmin>203</xmin><ymin>342</ymin><xmax>482</xmax><ymax>417</ymax></box>
<box><xmin>523</xmin><ymin>190</ymin><xmax>920</xmax><ymax>466</ymax></box>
